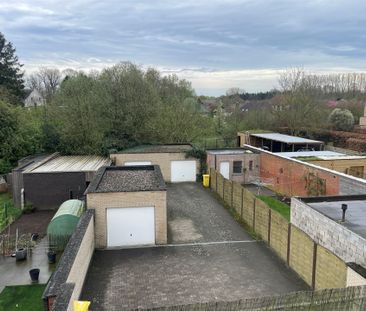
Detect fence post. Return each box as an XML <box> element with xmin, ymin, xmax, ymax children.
<box><xmin>253</xmin><ymin>198</ymin><xmax>256</xmax><ymax>230</ymax></box>
<box><xmin>311</xmin><ymin>243</ymin><xmax>318</xmax><ymax>290</ymax></box>
<box><xmin>231</xmin><ymin>182</ymin><xmax>234</xmax><ymax>208</ymax></box>
<box><xmin>241</xmin><ymin>187</ymin><xmax>244</xmax><ymax>218</ymax></box>
<box><xmin>268</xmin><ymin>209</ymin><xmax>272</xmax><ymax>245</ymax></box>
<box><xmin>287</xmin><ymin>223</ymin><xmax>291</xmax><ymax>265</ymax></box>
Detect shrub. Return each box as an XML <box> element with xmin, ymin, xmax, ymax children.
<box><xmin>328</xmin><ymin>108</ymin><xmax>355</xmax><ymax>131</ymax></box>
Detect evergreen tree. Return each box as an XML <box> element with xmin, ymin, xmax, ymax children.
<box><xmin>0</xmin><ymin>32</ymin><xmax>25</xmax><ymax>104</ymax></box>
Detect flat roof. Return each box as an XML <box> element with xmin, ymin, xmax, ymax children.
<box><xmin>302</xmin><ymin>195</ymin><xmax>366</xmax><ymax>239</ymax></box>
<box><xmin>250</xmin><ymin>133</ymin><xmax>323</xmax><ymax>145</ymax></box>
<box><xmin>114</xmin><ymin>144</ymin><xmax>193</xmax><ymax>154</ymax></box>
<box><xmin>30</xmin><ymin>156</ymin><xmax>111</xmax><ymax>173</ymax></box>
<box><xmin>86</xmin><ymin>166</ymin><xmax>166</xmax><ymax>193</ymax></box>
<box><xmin>277</xmin><ymin>151</ymin><xmax>344</xmax><ymax>158</ymax></box>
<box><xmin>206</xmin><ymin>149</ymin><xmax>256</xmax><ymax>155</ymax></box>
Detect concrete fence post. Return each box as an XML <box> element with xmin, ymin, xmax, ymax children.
<box><xmin>241</xmin><ymin>187</ymin><xmax>244</xmax><ymax>218</ymax></box>
<box><xmin>231</xmin><ymin>182</ymin><xmax>234</xmax><ymax>208</ymax></box>
<box><xmin>268</xmin><ymin>209</ymin><xmax>272</xmax><ymax>245</ymax></box>
<box><xmin>287</xmin><ymin>223</ymin><xmax>291</xmax><ymax>265</ymax></box>
<box><xmin>311</xmin><ymin>243</ymin><xmax>318</xmax><ymax>290</ymax></box>
<box><xmin>253</xmin><ymin>198</ymin><xmax>256</xmax><ymax>230</ymax></box>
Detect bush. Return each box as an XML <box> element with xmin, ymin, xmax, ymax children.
<box><xmin>328</xmin><ymin>108</ymin><xmax>355</xmax><ymax>131</ymax></box>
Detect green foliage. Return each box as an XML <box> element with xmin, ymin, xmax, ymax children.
<box><xmin>0</xmin><ymin>101</ymin><xmax>44</xmax><ymax>174</ymax></box>
<box><xmin>186</xmin><ymin>147</ymin><xmax>207</xmax><ymax>179</ymax></box>
<box><xmin>0</xmin><ymin>193</ymin><xmax>22</xmax><ymax>232</ymax></box>
<box><xmin>0</xmin><ymin>284</ymin><xmax>46</xmax><ymax>311</ymax></box>
<box><xmin>0</xmin><ymin>32</ymin><xmax>24</xmax><ymax>104</ymax></box>
<box><xmin>257</xmin><ymin>195</ymin><xmax>290</xmax><ymax>221</ymax></box>
<box><xmin>328</xmin><ymin>108</ymin><xmax>355</xmax><ymax>131</ymax></box>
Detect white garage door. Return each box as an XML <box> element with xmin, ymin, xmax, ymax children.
<box><xmin>171</xmin><ymin>160</ymin><xmax>196</xmax><ymax>182</ymax></box>
<box><xmin>107</xmin><ymin>207</ymin><xmax>155</xmax><ymax>247</ymax></box>
<box><xmin>220</xmin><ymin>162</ymin><xmax>230</xmax><ymax>179</ymax></box>
<box><xmin>124</xmin><ymin>161</ymin><xmax>152</xmax><ymax>166</ymax></box>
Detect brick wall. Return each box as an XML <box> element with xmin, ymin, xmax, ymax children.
<box><xmin>111</xmin><ymin>152</ymin><xmax>199</xmax><ymax>182</ymax></box>
<box><xmin>209</xmin><ymin>167</ymin><xmax>348</xmax><ymax>290</ymax></box>
<box><xmin>87</xmin><ymin>191</ymin><xmax>167</xmax><ymax>248</ymax></box>
<box><xmin>260</xmin><ymin>152</ymin><xmax>340</xmax><ymax>197</ymax></box>
<box><xmin>291</xmin><ymin>198</ymin><xmax>366</xmax><ymax>267</ymax></box>
<box><xmin>43</xmin><ymin>210</ymin><xmax>95</xmax><ymax>311</ymax></box>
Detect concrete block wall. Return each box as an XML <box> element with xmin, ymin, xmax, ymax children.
<box><xmin>66</xmin><ymin>213</ymin><xmax>95</xmax><ymax>309</ymax></box>
<box><xmin>289</xmin><ymin>226</ymin><xmax>315</xmax><ymax>287</ymax></box>
<box><xmin>232</xmin><ymin>182</ymin><xmax>243</xmax><ymax>215</ymax></box>
<box><xmin>223</xmin><ymin>179</ymin><xmax>232</xmax><ymax>206</ymax></box>
<box><xmin>339</xmin><ymin>175</ymin><xmax>366</xmax><ymax>195</ymax></box>
<box><xmin>242</xmin><ymin>189</ymin><xmax>255</xmax><ymax>227</ymax></box>
<box><xmin>291</xmin><ymin>198</ymin><xmax>366</xmax><ymax>267</ymax></box>
<box><xmin>315</xmin><ymin>245</ymin><xmax>347</xmax><ymax>290</ymax></box>
<box><xmin>347</xmin><ymin>266</ymin><xmax>366</xmax><ymax>287</ymax></box>
<box><xmin>87</xmin><ymin>191</ymin><xmax>167</xmax><ymax>248</ymax></box>
<box><xmin>269</xmin><ymin>211</ymin><xmax>289</xmax><ymax>262</ymax></box>
<box><xmin>254</xmin><ymin>200</ymin><xmax>269</xmax><ymax>242</ymax></box>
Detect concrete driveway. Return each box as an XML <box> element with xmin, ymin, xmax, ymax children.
<box><xmin>82</xmin><ymin>183</ymin><xmax>308</xmax><ymax>310</ymax></box>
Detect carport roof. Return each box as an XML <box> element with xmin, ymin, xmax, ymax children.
<box><xmin>113</xmin><ymin>144</ymin><xmax>193</xmax><ymax>154</ymax></box>
<box><xmin>85</xmin><ymin>165</ymin><xmax>166</xmax><ymax>193</ymax></box>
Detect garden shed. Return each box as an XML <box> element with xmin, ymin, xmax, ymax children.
<box><xmin>47</xmin><ymin>199</ymin><xmax>85</xmax><ymax>250</ymax></box>
<box><xmin>110</xmin><ymin>144</ymin><xmax>199</xmax><ymax>182</ymax></box>
<box><xmin>86</xmin><ymin>165</ymin><xmax>167</xmax><ymax>248</ymax></box>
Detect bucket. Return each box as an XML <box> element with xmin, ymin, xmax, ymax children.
<box><xmin>29</xmin><ymin>268</ymin><xmax>40</xmax><ymax>282</ymax></box>
<box><xmin>15</xmin><ymin>248</ymin><xmax>27</xmax><ymax>261</ymax></box>
<box><xmin>47</xmin><ymin>251</ymin><xmax>56</xmax><ymax>264</ymax></box>
<box><xmin>203</xmin><ymin>174</ymin><xmax>210</xmax><ymax>187</ymax></box>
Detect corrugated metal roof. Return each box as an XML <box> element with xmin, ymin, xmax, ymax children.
<box><xmin>250</xmin><ymin>133</ymin><xmax>323</xmax><ymax>144</ymax></box>
<box><xmin>30</xmin><ymin>155</ymin><xmax>111</xmax><ymax>173</ymax></box>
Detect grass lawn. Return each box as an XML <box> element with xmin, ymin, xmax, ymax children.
<box><xmin>0</xmin><ymin>284</ymin><xmax>46</xmax><ymax>311</ymax></box>
<box><xmin>257</xmin><ymin>195</ymin><xmax>290</xmax><ymax>221</ymax></box>
<box><xmin>0</xmin><ymin>193</ymin><xmax>22</xmax><ymax>232</ymax></box>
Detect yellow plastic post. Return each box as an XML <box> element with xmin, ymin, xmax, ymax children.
<box><xmin>73</xmin><ymin>301</ymin><xmax>91</xmax><ymax>311</ymax></box>
<box><xmin>203</xmin><ymin>174</ymin><xmax>210</xmax><ymax>187</ymax></box>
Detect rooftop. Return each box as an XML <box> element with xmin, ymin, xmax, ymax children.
<box><xmin>29</xmin><ymin>155</ymin><xmax>111</xmax><ymax>173</ymax></box>
<box><xmin>302</xmin><ymin>195</ymin><xmax>366</xmax><ymax>239</ymax></box>
<box><xmin>249</xmin><ymin>133</ymin><xmax>323</xmax><ymax>145</ymax></box>
<box><xmin>114</xmin><ymin>144</ymin><xmax>193</xmax><ymax>154</ymax></box>
<box><xmin>207</xmin><ymin>149</ymin><xmax>256</xmax><ymax>155</ymax></box>
<box><xmin>86</xmin><ymin>166</ymin><xmax>166</xmax><ymax>193</ymax></box>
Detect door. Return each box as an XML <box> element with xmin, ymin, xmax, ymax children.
<box><xmin>124</xmin><ymin>161</ymin><xmax>152</xmax><ymax>166</ymax></box>
<box><xmin>220</xmin><ymin>162</ymin><xmax>230</xmax><ymax>179</ymax></box>
<box><xmin>107</xmin><ymin>207</ymin><xmax>155</xmax><ymax>247</ymax></box>
<box><xmin>171</xmin><ymin>160</ymin><xmax>196</xmax><ymax>182</ymax></box>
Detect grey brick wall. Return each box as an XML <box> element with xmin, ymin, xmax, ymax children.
<box><xmin>291</xmin><ymin>198</ymin><xmax>366</xmax><ymax>267</ymax></box>
<box><xmin>339</xmin><ymin>175</ymin><xmax>366</xmax><ymax>195</ymax></box>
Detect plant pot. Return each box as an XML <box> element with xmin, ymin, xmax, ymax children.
<box><xmin>29</xmin><ymin>268</ymin><xmax>40</xmax><ymax>282</ymax></box>
<box><xmin>15</xmin><ymin>248</ymin><xmax>27</xmax><ymax>261</ymax></box>
<box><xmin>47</xmin><ymin>251</ymin><xmax>56</xmax><ymax>264</ymax></box>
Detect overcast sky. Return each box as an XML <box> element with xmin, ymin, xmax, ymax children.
<box><xmin>1</xmin><ymin>0</ymin><xmax>366</xmax><ymax>95</ymax></box>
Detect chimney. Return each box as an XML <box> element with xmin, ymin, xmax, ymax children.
<box><xmin>341</xmin><ymin>204</ymin><xmax>348</xmax><ymax>222</ymax></box>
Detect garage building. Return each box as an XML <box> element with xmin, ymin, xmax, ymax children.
<box><xmin>12</xmin><ymin>153</ymin><xmax>111</xmax><ymax>210</ymax></box>
<box><xmin>86</xmin><ymin>165</ymin><xmax>167</xmax><ymax>249</ymax></box>
<box><xmin>206</xmin><ymin>149</ymin><xmax>260</xmax><ymax>184</ymax></box>
<box><xmin>110</xmin><ymin>144</ymin><xmax>199</xmax><ymax>182</ymax></box>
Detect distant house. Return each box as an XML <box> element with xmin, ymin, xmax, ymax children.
<box><xmin>198</xmin><ymin>98</ymin><xmax>218</xmax><ymax>115</ymax></box>
<box><xmin>24</xmin><ymin>89</ymin><xmax>45</xmax><ymax>108</ymax></box>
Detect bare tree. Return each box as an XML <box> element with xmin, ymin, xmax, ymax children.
<box><xmin>27</xmin><ymin>67</ymin><xmax>62</xmax><ymax>102</ymax></box>
<box><xmin>226</xmin><ymin>87</ymin><xmax>244</xmax><ymax>96</ymax></box>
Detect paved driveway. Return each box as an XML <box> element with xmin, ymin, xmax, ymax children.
<box><xmin>82</xmin><ymin>183</ymin><xmax>308</xmax><ymax>310</ymax></box>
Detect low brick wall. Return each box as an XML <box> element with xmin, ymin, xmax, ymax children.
<box><xmin>43</xmin><ymin>210</ymin><xmax>95</xmax><ymax>311</ymax></box>
<box><xmin>209</xmin><ymin>168</ymin><xmax>349</xmax><ymax>290</ymax></box>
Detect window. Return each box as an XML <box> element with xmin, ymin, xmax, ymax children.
<box><xmin>233</xmin><ymin>161</ymin><xmax>242</xmax><ymax>174</ymax></box>
<box><xmin>249</xmin><ymin>160</ymin><xmax>253</xmax><ymax>171</ymax></box>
